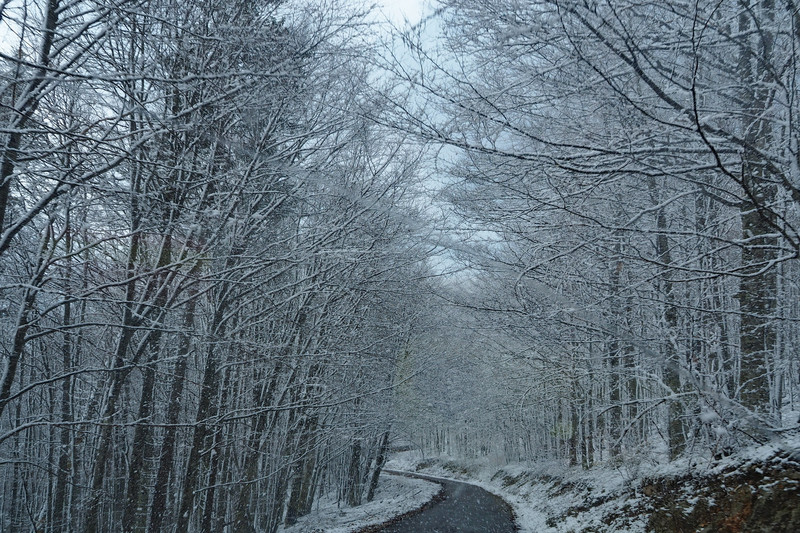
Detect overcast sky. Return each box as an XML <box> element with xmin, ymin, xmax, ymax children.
<box><xmin>379</xmin><ymin>0</ymin><xmax>427</xmax><ymax>24</ymax></box>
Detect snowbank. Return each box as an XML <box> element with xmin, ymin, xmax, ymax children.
<box><xmin>277</xmin><ymin>474</ymin><xmax>440</xmax><ymax>533</ymax></box>
<box><xmin>387</xmin><ymin>437</ymin><xmax>800</xmax><ymax>533</ymax></box>
<box><xmin>387</xmin><ymin>451</ymin><xmax>651</xmax><ymax>532</ymax></box>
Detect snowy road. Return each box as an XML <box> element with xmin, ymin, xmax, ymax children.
<box><xmin>375</xmin><ymin>471</ymin><xmax>517</xmax><ymax>533</ymax></box>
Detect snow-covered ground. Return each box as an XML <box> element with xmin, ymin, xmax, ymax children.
<box><xmin>277</xmin><ymin>474</ymin><xmax>440</xmax><ymax>533</ymax></box>
<box><xmin>385</xmin><ymin>434</ymin><xmax>800</xmax><ymax>533</ymax></box>
<box><xmin>276</xmin><ymin>434</ymin><xmax>800</xmax><ymax>533</ymax></box>
<box><xmin>386</xmin><ymin>451</ymin><xmax>649</xmax><ymax>532</ymax></box>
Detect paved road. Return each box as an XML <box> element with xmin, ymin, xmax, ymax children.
<box><xmin>377</xmin><ymin>471</ymin><xmax>517</xmax><ymax>533</ymax></box>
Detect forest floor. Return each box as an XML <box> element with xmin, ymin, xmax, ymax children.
<box><xmin>277</xmin><ymin>474</ymin><xmax>439</xmax><ymax>533</ymax></box>
<box><xmin>277</xmin><ymin>435</ymin><xmax>800</xmax><ymax>532</ymax></box>
<box><xmin>385</xmin><ymin>434</ymin><xmax>800</xmax><ymax>533</ymax></box>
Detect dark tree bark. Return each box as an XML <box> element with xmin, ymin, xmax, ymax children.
<box><xmin>366</xmin><ymin>430</ymin><xmax>390</xmax><ymax>502</ymax></box>
<box><xmin>345</xmin><ymin>439</ymin><xmax>363</xmax><ymax>507</ymax></box>
<box><xmin>736</xmin><ymin>0</ymin><xmax>778</xmax><ymax>415</ymax></box>
<box><xmin>148</xmin><ymin>287</ymin><xmax>197</xmax><ymax>533</ymax></box>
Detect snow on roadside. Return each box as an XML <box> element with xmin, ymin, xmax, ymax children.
<box><xmin>388</xmin><ymin>466</ymin><xmax>553</xmax><ymax>532</ymax></box>
<box><xmin>489</xmin><ymin>467</ymin><xmax>648</xmax><ymax>533</ymax></box>
<box><xmin>277</xmin><ymin>474</ymin><xmax>439</xmax><ymax>533</ymax></box>
<box><xmin>387</xmin><ymin>435</ymin><xmax>800</xmax><ymax>533</ymax></box>
<box><xmin>386</xmin><ymin>452</ymin><xmax>551</xmax><ymax>532</ymax></box>
<box><xmin>387</xmin><ymin>451</ymin><xmax>645</xmax><ymax>533</ymax></box>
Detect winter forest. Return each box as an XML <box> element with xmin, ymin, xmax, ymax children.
<box><xmin>1</xmin><ymin>0</ymin><xmax>799</xmax><ymax>531</ymax></box>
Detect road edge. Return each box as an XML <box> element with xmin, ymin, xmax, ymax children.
<box><xmin>351</xmin><ymin>471</ymin><xmax>446</xmax><ymax>533</ymax></box>
<box><xmin>355</xmin><ymin>469</ymin><xmax>520</xmax><ymax>533</ymax></box>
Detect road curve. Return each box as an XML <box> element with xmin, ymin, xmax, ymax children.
<box><xmin>371</xmin><ymin>470</ymin><xmax>517</xmax><ymax>533</ymax></box>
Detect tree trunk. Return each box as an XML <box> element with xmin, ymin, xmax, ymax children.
<box><xmin>345</xmin><ymin>439</ymin><xmax>363</xmax><ymax>507</ymax></box>
<box><xmin>84</xmin><ymin>327</ymin><xmax>137</xmax><ymax>533</ymax></box>
<box><xmin>0</xmin><ymin>226</ymin><xmax>51</xmax><ymax>419</ymax></box>
<box><xmin>737</xmin><ymin>0</ymin><xmax>777</xmax><ymax>415</ymax></box>
<box><xmin>607</xmin><ymin>238</ymin><xmax>624</xmax><ymax>459</ymax></box>
<box><xmin>121</xmin><ymin>345</ymin><xmax>159</xmax><ymax>533</ymax></box>
<box><xmin>52</xmin><ymin>219</ymin><xmax>74</xmax><ymax>532</ymax></box>
<box><xmin>652</xmin><ymin>196</ymin><xmax>685</xmax><ymax>459</ymax></box>
<box><xmin>123</xmin><ymin>234</ymin><xmax>173</xmax><ymax>532</ymax></box>
<box><xmin>286</xmin><ymin>415</ymin><xmax>320</xmax><ymax>524</ymax></box>
<box><xmin>148</xmin><ymin>290</ymin><xmax>197</xmax><ymax>533</ymax></box>
<box><xmin>85</xmin><ymin>230</ymin><xmax>143</xmax><ymax>533</ymax></box>
<box><xmin>0</xmin><ymin>0</ymin><xmax>60</xmax><ymax>245</ymax></box>
<box><xmin>174</xmin><ymin>339</ymin><xmax>221</xmax><ymax>533</ymax></box>
<box><xmin>366</xmin><ymin>430</ymin><xmax>390</xmax><ymax>502</ymax></box>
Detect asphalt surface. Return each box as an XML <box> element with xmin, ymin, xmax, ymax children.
<box><xmin>377</xmin><ymin>471</ymin><xmax>517</xmax><ymax>533</ymax></box>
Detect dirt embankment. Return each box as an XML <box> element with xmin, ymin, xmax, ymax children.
<box><xmin>489</xmin><ymin>449</ymin><xmax>800</xmax><ymax>532</ymax></box>
<box><xmin>644</xmin><ymin>451</ymin><xmax>800</xmax><ymax>533</ymax></box>
<box><xmin>391</xmin><ymin>448</ymin><xmax>800</xmax><ymax>532</ymax></box>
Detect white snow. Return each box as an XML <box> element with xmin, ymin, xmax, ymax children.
<box><xmin>277</xmin><ymin>474</ymin><xmax>440</xmax><ymax>533</ymax></box>
<box><xmin>280</xmin><ymin>435</ymin><xmax>800</xmax><ymax>533</ymax></box>
<box><xmin>386</xmin><ymin>451</ymin><xmax>648</xmax><ymax>533</ymax></box>
<box><xmin>382</xmin><ymin>432</ymin><xmax>800</xmax><ymax>533</ymax></box>
<box><xmin>699</xmin><ymin>407</ymin><xmax>719</xmax><ymax>424</ymax></box>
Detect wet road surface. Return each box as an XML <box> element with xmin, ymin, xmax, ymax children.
<box><xmin>377</xmin><ymin>471</ymin><xmax>517</xmax><ymax>533</ymax></box>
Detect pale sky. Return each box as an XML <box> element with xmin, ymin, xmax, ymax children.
<box><xmin>379</xmin><ymin>0</ymin><xmax>427</xmax><ymax>24</ymax></box>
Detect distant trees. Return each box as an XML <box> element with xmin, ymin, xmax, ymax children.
<box><xmin>1</xmin><ymin>1</ymin><xmax>430</xmax><ymax>531</ymax></box>
<box><xmin>387</xmin><ymin>0</ymin><xmax>800</xmax><ymax>467</ymax></box>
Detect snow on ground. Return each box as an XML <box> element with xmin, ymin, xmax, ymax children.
<box><xmin>386</xmin><ymin>433</ymin><xmax>800</xmax><ymax>533</ymax></box>
<box><xmin>277</xmin><ymin>474</ymin><xmax>439</xmax><ymax>533</ymax></box>
<box><xmin>386</xmin><ymin>451</ymin><xmax>649</xmax><ymax>533</ymax></box>
<box><xmin>490</xmin><ymin>466</ymin><xmax>648</xmax><ymax>533</ymax></box>
<box><xmin>279</xmin><ymin>435</ymin><xmax>800</xmax><ymax>533</ymax></box>
<box><xmin>386</xmin><ymin>452</ymin><xmax>553</xmax><ymax>532</ymax></box>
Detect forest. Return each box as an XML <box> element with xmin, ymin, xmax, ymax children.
<box><xmin>1</xmin><ymin>0</ymin><xmax>798</xmax><ymax>531</ymax></box>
